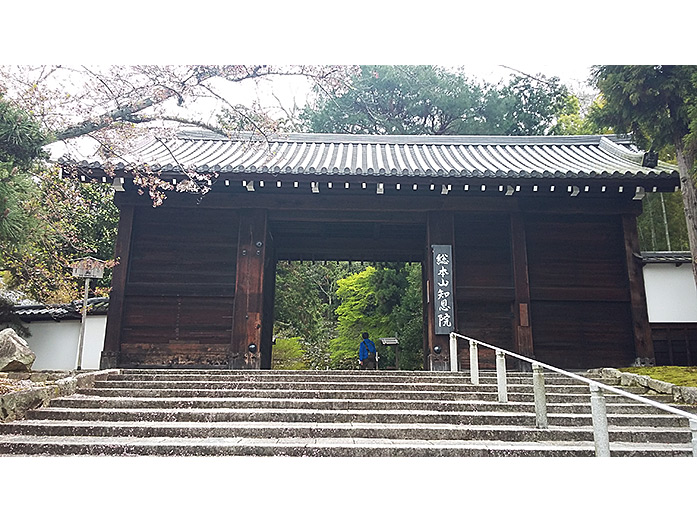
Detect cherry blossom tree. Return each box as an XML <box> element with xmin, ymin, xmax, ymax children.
<box><xmin>0</xmin><ymin>65</ymin><xmax>354</xmax><ymax>203</ymax></box>
<box><xmin>1</xmin><ymin>65</ymin><xmax>352</xmax><ymax>143</ymax></box>
<box><xmin>0</xmin><ymin>66</ymin><xmax>354</xmax><ymax>302</ymax></box>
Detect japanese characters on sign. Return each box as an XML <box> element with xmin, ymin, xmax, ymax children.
<box><xmin>432</xmin><ymin>245</ymin><xmax>454</xmax><ymax>335</ymax></box>
<box><xmin>71</xmin><ymin>257</ymin><xmax>106</xmax><ymax>279</ymax></box>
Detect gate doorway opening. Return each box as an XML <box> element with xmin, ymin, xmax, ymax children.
<box><xmin>271</xmin><ymin>260</ymin><xmax>425</xmax><ymax>371</ymax></box>
<box><xmin>267</xmin><ymin>217</ymin><xmax>427</xmax><ymax>371</ymax></box>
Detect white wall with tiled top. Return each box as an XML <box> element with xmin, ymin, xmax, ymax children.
<box><xmin>643</xmin><ymin>263</ymin><xmax>697</xmax><ymax>323</ymax></box>
<box><xmin>23</xmin><ymin>316</ymin><xmax>106</xmax><ymax>370</ymax></box>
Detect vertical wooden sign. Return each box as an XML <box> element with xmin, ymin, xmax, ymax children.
<box><xmin>432</xmin><ymin>244</ymin><xmax>455</xmax><ymax>335</ymax></box>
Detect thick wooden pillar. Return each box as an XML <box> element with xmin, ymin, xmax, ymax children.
<box><xmin>511</xmin><ymin>213</ymin><xmax>534</xmax><ymax>368</ymax></box>
<box><xmin>421</xmin><ymin>262</ymin><xmax>430</xmax><ymax>371</ymax></box>
<box><xmin>101</xmin><ymin>203</ymin><xmax>134</xmax><ymax>369</ymax></box>
<box><xmin>622</xmin><ymin>214</ymin><xmax>655</xmax><ymax>365</ymax></box>
<box><xmin>230</xmin><ymin>209</ymin><xmax>269</xmax><ymax>369</ymax></box>
<box><xmin>259</xmin><ymin>230</ymin><xmax>276</xmax><ymax>370</ymax></box>
<box><xmin>426</xmin><ymin>211</ymin><xmax>456</xmax><ymax>371</ymax></box>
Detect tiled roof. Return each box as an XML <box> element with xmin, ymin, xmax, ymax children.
<box><xmin>61</xmin><ymin>130</ymin><xmax>679</xmax><ymax>181</ymax></box>
<box><xmin>641</xmin><ymin>252</ymin><xmax>693</xmax><ymax>264</ymax></box>
<box><xmin>14</xmin><ymin>297</ymin><xmax>109</xmax><ymax>322</ymax></box>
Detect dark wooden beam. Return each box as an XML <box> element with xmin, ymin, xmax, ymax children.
<box><xmin>85</xmin><ymin>167</ymin><xmax>679</xmax><ymax>195</ymax></box>
<box><xmin>94</xmin><ymin>178</ymin><xmax>654</xmax><ymax>215</ymax></box>
<box><xmin>230</xmin><ymin>209</ymin><xmax>269</xmax><ymax>369</ymax></box>
<box><xmin>101</xmin><ymin>204</ymin><xmax>134</xmax><ymax>369</ymax></box>
<box><xmin>268</xmin><ymin>210</ymin><xmax>425</xmax><ymax>223</ymax></box>
<box><xmin>511</xmin><ymin>214</ymin><xmax>534</xmax><ymax>367</ymax></box>
<box><xmin>116</xmin><ymin>190</ymin><xmax>521</xmax><ymax>213</ymax></box>
<box><xmin>622</xmin><ymin>214</ymin><xmax>655</xmax><ymax>365</ymax></box>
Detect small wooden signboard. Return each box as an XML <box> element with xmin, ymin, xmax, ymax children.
<box><xmin>71</xmin><ymin>257</ymin><xmax>106</xmax><ymax>279</ymax></box>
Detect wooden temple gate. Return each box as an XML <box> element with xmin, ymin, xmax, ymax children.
<box><xmin>64</xmin><ymin>132</ymin><xmax>679</xmax><ymax>371</ymax></box>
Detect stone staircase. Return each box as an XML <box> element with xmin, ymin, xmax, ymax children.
<box><xmin>0</xmin><ymin>369</ymin><xmax>694</xmax><ymax>456</ymax></box>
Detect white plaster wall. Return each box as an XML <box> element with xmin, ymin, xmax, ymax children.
<box><xmin>643</xmin><ymin>263</ymin><xmax>697</xmax><ymax>323</ymax></box>
<box><xmin>24</xmin><ymin>316</ymin><xmax>106</xmax><ymax>370</ymax></box>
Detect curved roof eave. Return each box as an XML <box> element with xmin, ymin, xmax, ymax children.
<box><xmin>57</xmin><ymin>131</ymin><xmax>680</xmax><ymax>181</ymax></box>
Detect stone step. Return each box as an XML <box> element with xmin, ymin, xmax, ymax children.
<box><xmin>82</xmin><ymin>385</ymin><xmax>672</xmax><ymax>405</ymax></box>
<box><xmin>0</xmin><ymin>434</ymin><xmax>691</xmax><ymax>457</ymax></box>
<box><xmin>114</xmin><ymin>369</ymin><xmax>554</xmax><ymax>377</ymax></box>
<box><xmin>113</xmin><ymin>369</ymin><xmax>616</xmax><ymax>383</ymax></box>
<box><xmin>13</xmin><ymin>405</ymin><xmax>688</xmax><ymax>429</ymax></box>
<box><xmin>91</xmin><ymin>378</ymin><xmax>637</xmax><ymax>396</ymax></box>
<box><xmin>1</xmin><ymin>368</ymin><xmax>692</xmax><ymax>457</ymax></box>
<box><xmin>50</xmin><ymin>395</ymin><xmax>688</xmax><ymax>418</ymax></box>
<box><xmin>107</xmin><ymin>372</ymin><xmax>589</xmax><ymax>385</ymax></box>
<box><xmin>0</xmin><ymin>421</ymin><xmax>691</xmax><ymax>445</ymax></box>
<box><xmin>113</xmin><ymin>370</ymin><xmax>625</xmax><ymax>387</ymax></box>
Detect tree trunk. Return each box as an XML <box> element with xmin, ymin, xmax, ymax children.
<box><xmin>675</xmin><ymin>146</ymin><xmax>697</xmax><ymax>287</ymax></box>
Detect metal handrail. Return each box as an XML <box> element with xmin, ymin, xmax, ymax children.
<box><xmin>450</xmin><ymin>332</ymin><xmax>697</xmax><ymax>457</ymax></box>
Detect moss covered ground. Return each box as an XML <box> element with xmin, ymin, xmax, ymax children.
<box><xmin>617</xmin><ymin>366</ymin><xmax>697</xmax><ymax>388</ymax></box>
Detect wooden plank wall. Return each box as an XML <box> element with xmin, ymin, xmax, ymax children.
<box><xmin>526</xmin><ymin>214</ymin><xmax>636</xmax><ymax>368</ymax></box>
<box><xmin>270</xmin><ymin>215</ymin><xmax>426</xmax><ymax>262</ymax></box>
<box><xmin>454</xmin><ymin>212</ymin><xmax>638</xmax><ymax>370</ymax></box>
<box><xmin>120</xmin><ymin>207</ymin><xmax>238</xmax><ymax>367</ymax></box>
<box><xmin>454</xmin><ymin>213</ymin><xmax>514</xmax><ymax>368</ymax></box>
<box><xmin>650</xmin><ymin>324</ymin><xmax>697</xmax><ymax>366</ymax></box>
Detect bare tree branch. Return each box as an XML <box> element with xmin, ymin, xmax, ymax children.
<box><xmin>499</xmin><ymin>65</ymin><xmax>560</xmax><ymax>88</ymax></box>
<box><xmin>27</xmin><ymin>65</ymin><xmax>351</xmax><ymax>143</ymax></box>
<box><xmin>198</xmin><ymin>83</ymin><xmax>273</xmax><ymax>142</ymax></box>
<box><xmin>53</xmin><ymin>95</ymin><xmax>166</xmax><ymax>141</ymax></box>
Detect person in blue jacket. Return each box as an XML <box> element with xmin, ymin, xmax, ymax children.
<box><xmin>359</xmin><ymin>332</ymin><xmax>377</xmax><ymax>370</ymax></box>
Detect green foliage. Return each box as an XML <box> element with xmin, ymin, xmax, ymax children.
<box><xmin>638</xmin><ymin>192</ymin><xmax>690</xmax><ymax>251</ymax></box>
<box><xmin>302</xmin><ymin>65</ymin><xmax>485</xmax><ymax>135</ymax></box>
<box><xmin>0</xmin><ymin>97</ymin><xmax>47</xmax><ymax>167</ymax></box>
<box><xmin>330</xmin><ymin>264</ymin><xmax>424</xmax><ymax>370</ymax></box>
<box><xmin>271</xmin><ymin>337</ymin><xmax>307</xmax><ymax>370</ymax></box>
<box><xmin>549</xmin><ymin>95</ymin><xmax>608</xmax><ymax>136</ymax></box>
<box><xmin>591</xmin><ymin>66</ymin><xmax>697</xmax><ymax>260</ymax></box>
<box><xmin>273</xmin><ymin>261</ymin><xmax>364</xmax><ymax>369</ymax></box>
<box><xmin>0</xmin><ymin>162</ymin><xmax>40</xmax><ymax>257</ymax></box>
<box><xmin>369</xmin><ymin>262</ymin><xmax>424</xmax><ymax>370</ymax></box>
<box><xmin>482</xmin><ymin>74</ymin><xmax>570</xmax><ymax>136</ymax></box>
<box><xmin>275</xmin><ymin>261</ymin><xmax>339</xmax><ymax>345</ymax></box>
<box><xmin>0</xmin><ymin>97</ymin><xmax>47</xmax><ymax>268</ymax></box>
<box><xmin>2</xmin><ymin>169</ymin><xmax>118</xmax><ymax>303</ymax></box>
<box><xmin>330</xmin><ymin>267</ymin><xmax>387</xmax><ymax>368</ymax></box>
<box><xmin>591</xmin><ymin>66</ymin><xmax>697</xmax><ymax>154</ymax></box>
<box><xmin>301</xmin><ymin>65</ymin><xmax>570</xmax><ymax>136</ymax></box>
